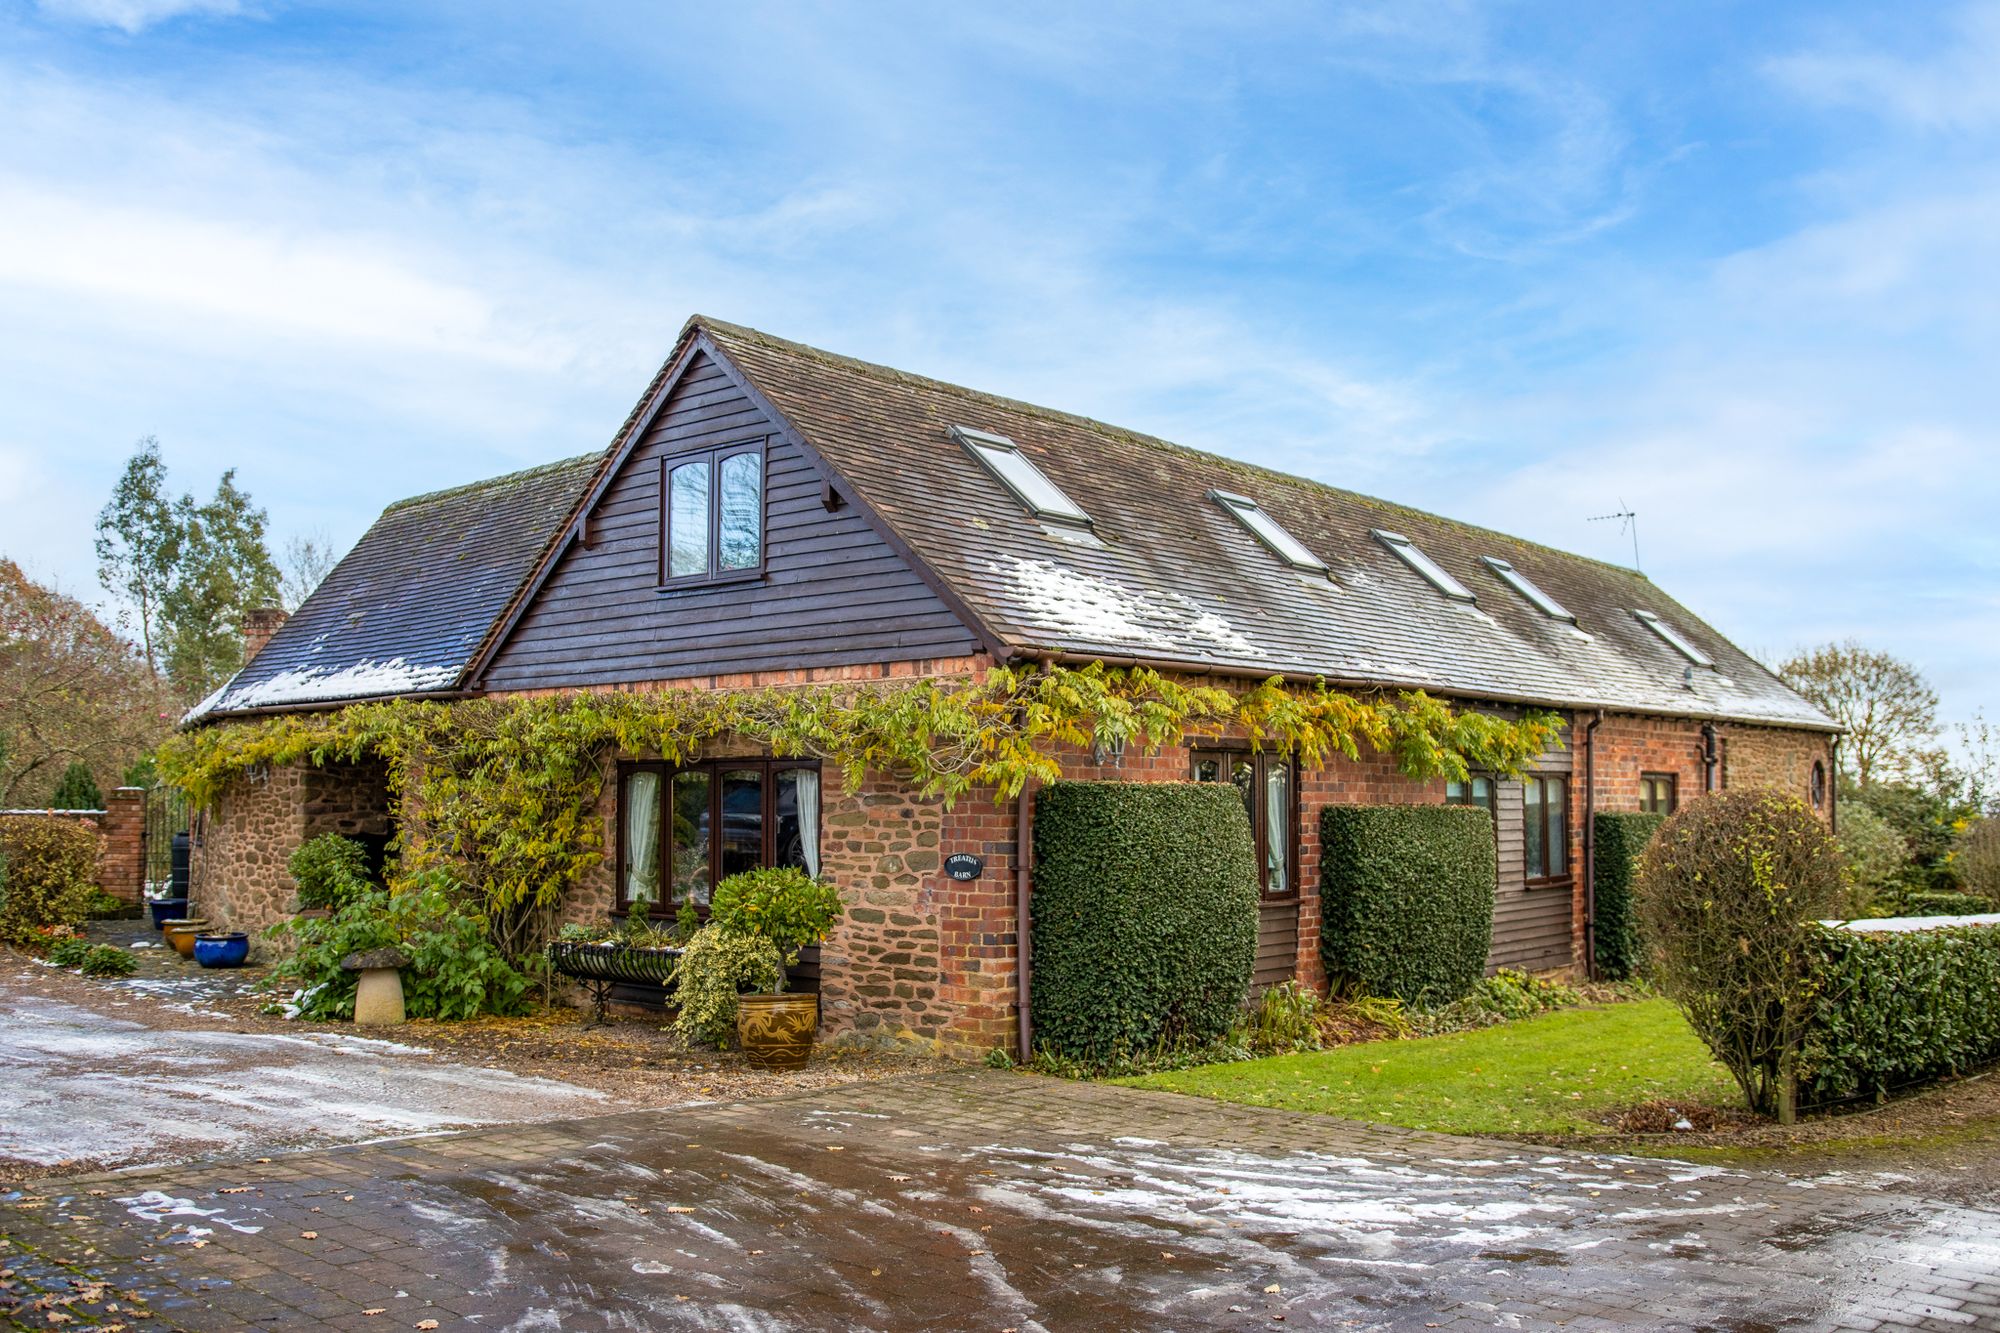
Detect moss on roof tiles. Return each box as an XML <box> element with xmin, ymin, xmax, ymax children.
<box><xmin>382</xmin><ymin>452</ymin><xmax>601</xmax><ymax>516</ymax></box>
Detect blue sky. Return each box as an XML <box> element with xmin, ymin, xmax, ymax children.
<box><xmin>3</xmin><ymin>1</ymin><xmax>1996</xmax><ymax>739</ymax></box>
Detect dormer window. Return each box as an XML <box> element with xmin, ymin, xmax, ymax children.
<box><xmin>1210</xmin><ymin>489</ymin><xmax>1328</xmax><ymax>573</ymax></box>
<box><xmin>1633</xmin><ymin>609</ymin><xmax>1713</xmax><ymax>668</ymax></box>
<box><xmin>1482</xmin><ymin>557</ymin><xmax>1575</xmax><ymax>622</ymax></box>
<box><xmin>661</xmin><ymin>441</ymin><xmax>764</xmax><ymax>585</ymax></box>
<box><xmin>1373</xmin><ymin>529</ymin><xmax>1474</xmax><ymax>603</ymax></box>
<box><xmin>953</xmin><ymin>425</ymin><xmax>1090</xmax><ymax>527</ymax></box>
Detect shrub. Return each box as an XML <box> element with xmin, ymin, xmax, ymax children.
<box><xmin>0</xmin><ymin>816</ymin><xmax>100</xmax><ymax>946</ymax></box>
<box><xmin>1030</xmin><ymin>781</ymin><xmax>1258</xmax><ymax>1066</ymax></box>
<box><xmin>50</xmin><ymin>762</ymin><xmax>104</xmax><ymax>811</ymax></box>
<box><xmin>47</xmin><ymin>935</ymin><xmax>91</xmax><ymax>968</ymax></box>
<box><xmin>1319</xmin><ymin>804</ymin><xmax>1495</xmax><ymax>1005</ymax></box>
<box><xmin>79</xmin><ymin>943</ymin><xmax>139</xmax><ymax>977</ymax></box>
<box><xmin>264</xmin><ymin>875</ymin><xmax>530</xmax><ymax>1021</ymax></box>
<box><xmin>1408</xmin><ymin>968</ymin><xmax>1583</xmax><ymax>1035</ymax></box>
<box><xmin>84</xmin><ymin>888</ymin><xmax>130</xmax><ymax>919</ymax></box>
<box><xmin>1635</xmin><ymin>791</ymin><xmax>1846</xmax><ymax>1122</ymax></box>
<box><xmin>1954</xmin><ymin>817</ymin><xmax>2000</xmax><ymax>904</ymax></box>
<box><xmin>1243</xmin><ymin>981</ymin><xmax>1324</xmax><ymax>1057</ymax></box>
<box><xmin>1897</xmin><ymin>891</ymin><xmax>1994</xmax><ymax>918</ymax></box>
<box><xmin>289</xmin><ymin>832</ymin><xmax>373</xmax><ymax>912</ymax></box>
<box><xmin>671</xmin><ymin>925</ymin><xmax>784</xmax><ymax>1048</ymax></box>
<box><xmin>707</xmin><ymin>867</ymin><xmax>843</xmax><ymax>966</ymax></box>
<box><xmin>1593</xmin><ymin>812</ymin><xmax>1665</xmax><ymax>979</ymax></box>
<box><xmin>1802</xmin><ymin>922</ymin><xmax>2000</xmax><ymax>1104</ymax></box>
<box><xmin>1837</xmin><ymin>802</ymin><xmax>1910</xmax><ymax>914</ymax></box>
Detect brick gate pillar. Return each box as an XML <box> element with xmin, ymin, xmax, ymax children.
<box><xmin>98</xmin><ymin>787</ymin><xmax>146</xmax><ymax>904</ymax></box>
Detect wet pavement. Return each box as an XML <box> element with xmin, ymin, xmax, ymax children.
<box><xmin>6</xmin><ymin>1070</ymin><xmax>1999</xmax><ymax>1331</ymax></box>
<box><xmin>0</xmin><ymin>981</ymin><xmax>610</xmax><ymax>1177</ymax></box>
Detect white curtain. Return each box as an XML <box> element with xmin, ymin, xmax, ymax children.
<box><xmin>796</xmin><ymin>769</ymin><xmax>821</xmax><ymax>878</ymax></box>
<box><xmin>1264</xmin><ymin>763</ymin><xmax>1290</xmax><ymax>895</ymax></box>
<box><xmin>624</xmin><ymin>771</ymin><xmax>661</xmax><ymax>908</ymax></box>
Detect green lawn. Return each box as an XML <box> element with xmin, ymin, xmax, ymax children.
<box><xmin>1119</xmin><ymin>998</ymin><xmax>1741</xmax><ymax>1137</ymax></box>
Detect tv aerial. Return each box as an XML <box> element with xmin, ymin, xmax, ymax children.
<box><xmin>1589</xmin><ymin>501</ymin><xmax>1640</xmax><ymax>571</ymax></box>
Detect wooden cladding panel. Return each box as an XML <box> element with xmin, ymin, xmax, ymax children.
<box><xmin>485</xmin><ymin>351</ymin><xmax>979</xmax><ymax>689</ymax></box>
<box><xmin>1255</xmin><ymin>900</ymin><xmax>1299</xmax><ymax>988</ymax></box>
<box><xmin>1485</xmin><ymin>777</ymin><xmax>1573</xmax><ymax>973</ymax></box>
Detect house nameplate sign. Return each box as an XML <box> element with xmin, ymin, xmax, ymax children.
<box><xmin>942</xmin><ymin>853</ymin><xmax>984</xmax><ymax>881</ymax></box>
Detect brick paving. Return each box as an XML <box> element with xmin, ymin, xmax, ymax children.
<box><xmin>5</xmin><ymin>1069</ymin><xmax>1998</xmax><ymax>1331</ymax></box>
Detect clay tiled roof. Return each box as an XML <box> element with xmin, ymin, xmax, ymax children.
<box><xmin>187</xmin><ymin>453</ymin><xmax>597</xmax><ymax>721</ymax></box>
<box><xmin>697</xmin><ymin>317</ymin><xmax>1833</xmax><ymax>731</ymax></box>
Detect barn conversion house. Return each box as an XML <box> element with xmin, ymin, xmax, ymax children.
<box><xmin>184</xmin><ymin>315</ymin><xmax>1837</xmax><ymax>1056</ymax></box>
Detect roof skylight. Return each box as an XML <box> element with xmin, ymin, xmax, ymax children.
<box><xmin>1482</xmin><ymin>557</ymin><xmax>1575</xmax><ymax>622</ymax></box>
<box><xmin>1633</xmin><ymin>610</ymin><xmax>1714</xmax><ymax>668</ymax></box>
<box><xmin>952</xmin><ymin>425</ymin><xmax>1090</xmax><ymax>527</ymax></box>
<box><xmin>1373</xmin><ymin>530</ymin><xmax>1475</xmax><ymax>603</ymax></box>
<box><xmin>1210</xmin><ymin>489</ymin><xmax>1327</xmax><ymax>573</ymax></box>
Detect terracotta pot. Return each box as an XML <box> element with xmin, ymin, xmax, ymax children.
<box><xmin>163</xmin><ymin>919</ymin><xmax>210</xmax><ymax>958</ymax></box>
<box><xmin>735</xmin><ymin>992</ymin><xmax>818</xmax><ymax>1071</ymax></box>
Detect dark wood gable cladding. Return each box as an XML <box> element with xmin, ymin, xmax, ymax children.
<box><xmin>481</xmin><ymin>350</ymin><xmax>979</xmax><ymax>690</ymax></box>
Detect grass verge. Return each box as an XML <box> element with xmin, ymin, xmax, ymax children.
<box><xmin>1118</xmin><ymin>997</ymin><xmax>1738</xmax><ymax>1137</ymax></box>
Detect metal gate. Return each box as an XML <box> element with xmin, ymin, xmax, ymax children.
<box><xmin>141</xmin><ymin>784</ymin><xmax>189</xmax><ymax>898</ymax></box>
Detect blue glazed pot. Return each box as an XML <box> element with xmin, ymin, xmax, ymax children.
<box><xmin>193</xmin><ymin>932</ymin><xmax>250</xmax><ymax>968</ymax></box>
<box><xmin>149</xmin><ymin>898</ymin><xmax>190</xmax><ymax>930</ymax></box>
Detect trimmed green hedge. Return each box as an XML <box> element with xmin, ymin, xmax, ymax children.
<box><xmin>1593</xmin><ymin>811</ymin><xmax>1666</xmax><ymax>980</ymax></box>
<box><xmin>1319</xmin><ymin>804</ymin><xmax>1495</xmax><ymax>1005</ymax></box>
<box><xmin>1897</xmin><ymin>891</ymin><xmax>1994</xmax><ymax>919</ymax></box>
<box><xmin>1802</xmin><ymin>922</ymin><xmax>2000</xmax><ymax>1104</ymax></box>
<box><xmin>1031</xmin><ymin>781</ymin><xmax>1258</xmax><ymax>1065</ymax></box>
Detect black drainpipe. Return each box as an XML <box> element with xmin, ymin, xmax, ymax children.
<box><xmin>1582</xmin><ymin>710</ymin><xmax>1605</xmax><ymax>982</ymax></box>
<box><xmin>1701</xmin><ymin>722</ymin><xmax>1720</xmax><ymax>793</ymax></box>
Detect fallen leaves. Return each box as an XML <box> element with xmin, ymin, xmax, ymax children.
<box><xmin>361</xmin><ymin>1309</ymin><xmax>386</xmax><ymax>1317</ymax></box>
<box><xmin>300</xmin><ymin>1231</ymin><xmax>319</xmax><ymax>1240</ymax></box>
<box><xmin>416</xmin><ymin>1321</ymin><xmax>440</xmax><ymax>1330</ymax></box>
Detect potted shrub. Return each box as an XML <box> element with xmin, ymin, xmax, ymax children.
<box><xmin>288</xmin><ymin>832</ymin><xmax>372</xmax><ymax>919</ymax></box>
<box><xmin>700</xmin><ymin>867</ymin><xmax>843</xmax><ymax>1070</ymax></box>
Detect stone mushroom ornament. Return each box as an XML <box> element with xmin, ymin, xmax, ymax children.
<box><xmin>341</xmin><ymin>946</ymin><xmax>409</xmax><ymax>1025</ymax></box>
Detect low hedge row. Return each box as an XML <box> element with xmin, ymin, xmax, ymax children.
<box><xmin>0</xmin><ymin>815</ymin><xmax>99</xmax><ymax>947</ymax></box>
<box><xmin>1802</xmin><ymin>922</ymin><xmax>2000</xmax><ymax>1104</ymax></box>
<box><xmin>1592</xmin><ymin>811</ymin><xmax>1665</xmax><ymax>980</ymax></box>
<box><xmin>1031</xmin><ymin>781</ymin><xmax>1258</xmax><ymax>1065</ymax></box>
<box><xmin>1319</xmin><ymin>804</ymin><xmax>1495</xmax><ymax>1005</ymax></box>
<box><xmin>1896</xmin><ymin>891</ymin><xmax>1994</xmax><ymax>919</ymax></box>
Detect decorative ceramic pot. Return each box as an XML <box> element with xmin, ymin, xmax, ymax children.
<box><xmin>163</xmin><ymin>919</ymin><xmax>210</xmax><ymax>958</ymax></box>
<box><xmin>193</xmin><ymin>932</ymin><xmax>250</xmax><ymax>969</ymax></box>
<box><xmin>148</xmin><ymin>898</ymin><xmax>190</xmax><ymax>930</ymax></box>
<box><xmin>735</xmin><ymin>992</ymin><xmax>818</xmax><ymax>1071</ymax></box>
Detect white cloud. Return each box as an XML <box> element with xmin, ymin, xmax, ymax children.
<box><xmin>1768</xmin><ymin>2</ymin><xmax>2000</xmax><ymax>132</ymax></box>
<box><xmin>34</xmin><ymin>0</ymin><xmax>245</xmax><ymax>35</ymax></box>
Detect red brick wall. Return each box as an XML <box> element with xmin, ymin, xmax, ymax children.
<box><xmin>98</xmin><ymin>787</ymin><xmax>146</xmax><ymax>904</ymax></box>
<box><xmin>1588</xmin><ymin>714</ymin><xmax>1834</xmax><ymax>820</ymax></box>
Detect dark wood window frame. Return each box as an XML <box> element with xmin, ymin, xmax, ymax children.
<box><xmin>657</xmin><ymin>437</ymin><xmax>769</xmax><ymax>589</ymax></box>
<box><xmin>1445</xmin><ymin>773</ymin><xmax>1497</xmax><ymax>815</ymax></box>
<box><xmin>1640</xmin><ymin>771</ymin><xmax>1678</xmax><ymax>815</ymax></box>
<box><xmin>1189</xmin><ymin>748</ymin><xmax>1300</xmax><ymax>903</ymax></box>
<box><xmin>1523</xmin><ymin>772</ymin><xmax>1571</xmax><ymax>887</ymax></box>
<box><xmin>614</xmin><ymin>757</ymin><xmax>821</xmax><ymax>917</ymax></box>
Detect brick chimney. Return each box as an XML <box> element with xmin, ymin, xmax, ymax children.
<box><xmin>241</xmin><ymin>606</ymin><xmax>288</xmax><ymax>664</ymax></box>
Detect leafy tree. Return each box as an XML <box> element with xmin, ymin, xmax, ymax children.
<box><xmin>0</xmin><ymin>561</ymin><xmax>168</xmax><ymax>806</ymax></box>
<box><xmin>1834</xmin><ymin>801</ymin><xmax>1907</xmax><ymax>914</ymax></box>
<box><xmin>159</xmin><ymin>469</ymin><xmax>282</xmax><ymax>699</ymax></box>
<box><xmin>1636</xmin><ymin>791</ymin><xmax>1846</xmax><ymax>1124</ymax></box>
<box><xmin>1956</xmin><ymin>818</ymin><xmax>2000</xmax><ymax>905</ymax></box>
<box><xmin>93</xmin><ymin>437</ymin><xmax>181</xmax><ymax>678</ymax></box>
<box><xmin>279</xmin><ymin>530</ymin><xmax>341</xmax><ymax>612</ymax></box>
<box><xmin>49</xmin><ymin>762</ymin><xmax>105</xmax><ymax>810</ymax></box>
<box><xmin>1849</xmin><ymin>778</ymin><xmax>1972</xmax><ymax>895</ymax></box>
<box><xmin>1778</xmin><ymin>641</ymin><xmax>1937</xmax><ymax>788</ymax></box>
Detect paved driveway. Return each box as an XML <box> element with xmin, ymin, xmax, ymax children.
<box><xmin>8</xmin><ymin>1071</ymin><xmax>1999</xmax><ymax>1331</ymax></box>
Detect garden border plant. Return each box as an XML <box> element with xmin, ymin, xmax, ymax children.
<box><xmin>159</xmin><ymin>663</ymin><xmax>1563</xmax><ymax>956</ymax></box>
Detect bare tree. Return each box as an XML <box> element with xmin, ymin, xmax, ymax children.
<box><xmin>0</xmin><ymin>561</ymin><xmax>169</xmax><ymax>805</ymax></box>
<box><xmin>1778</xmin><ymin>640</ymin><xmax>1938</xmax><ymax>788</ymax></box>
<box><xmin>279</xmin><ymin>531</ymin><xmax>340</xmax><ymax>612</ymax></box>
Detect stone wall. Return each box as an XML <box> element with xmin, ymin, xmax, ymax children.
<box><xmin>189</xmin><ymin>765</ymin><xmax>306</xmax><ymax>933</ymax></box>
